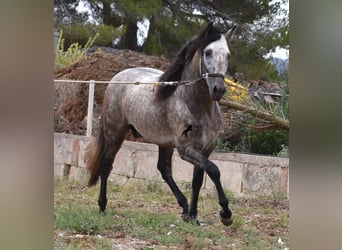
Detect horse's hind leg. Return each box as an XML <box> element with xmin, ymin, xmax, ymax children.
<box><xmin>98</xmin><ymin>137</ymin><xmax>124</xmax><ymax>212</ymax></box>
<box><xmin>157</xmin><ymin>146</ymin><xmax>189</xmax><ymax>218</ymax></box>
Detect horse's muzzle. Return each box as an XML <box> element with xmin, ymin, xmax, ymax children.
<box><xmin>211</xmin><ymin>83</ymin><xmax>226</xmax><ymax>101</ymax></box>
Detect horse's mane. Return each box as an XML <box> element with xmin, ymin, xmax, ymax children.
<box><xmin>155</xmin><ymin>22</ymin><xmax>226</xmax><ymax>101</ymax></box>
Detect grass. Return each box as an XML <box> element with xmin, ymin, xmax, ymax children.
<box><xmin>54</xmin><ymin>178</ymin><xmax>289</xmax><ymax>249</ymax></box>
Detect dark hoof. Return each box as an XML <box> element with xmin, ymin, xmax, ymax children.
<box><xmin>182</xmin><ymin>213</ymin><xmax>190</xmax><ymax>222</ymax></box>
<box><xmin>220</xmin><ymin>211</ymin><xmax>233</xmax><ymax>226</ymax></box>
<box><xmin>182</xmin><ymin>214</ymin><xmax>200</xmax><ymax>226</ymax></box>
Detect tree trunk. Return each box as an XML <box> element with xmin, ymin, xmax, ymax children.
<box><xmin>120</xmin><ymin>19</ymin><xmax>138</xmax><ymax>50</ymax></box>
<box><xmin>143</xmin><ymin>15</ymin><xmax>155</xmax><ymax>53</ymax></box>
<box><xmin>102</xmin><ymin>1</ymin><xmax>112</xmax><ymax>25</ymax></box>
<box><xmin>102</xmin><ymin>1</ymin><xmax>121</xmax><ymax>26</ymax></box>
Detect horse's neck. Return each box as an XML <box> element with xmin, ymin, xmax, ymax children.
<box><xmin>176</xmin><ymin>57</ymin><xmax>215</xmax><ymax>115</ymax></box>
<box><xmin>181</xmin><ymin>56</ymin><xmax>212</xmax><ymax>104</ymax></box>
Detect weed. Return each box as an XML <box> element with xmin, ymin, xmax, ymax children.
<box><xmin>278</xmin><ymin>213</ymin><xmax>289</xmax><ymax>228</ymax></box>
<box><xmin>55</xmin><ymin>30</ymin><xmax>99</xmax><ymax>69</ymax></box>
<box><xmin>271</xmin><ymin>190</ymin><xmax>287</xmax><ymax>205</ymax></box>
<box><xmin>146</xmin><ymin>180</ymin><xmax>163</xmax><ymax>193</ymax></box>
<box><xmin>224</xmin><ymin>187</ymin><xmax>237</xmax><ymax>204</ymax></box>
<box><xmin>215</xmin><ymin>138</ymin><xmax>229</xmax><ymax>152</ymax></box>
<box><xmin>277</xmin><ymin>144</ymin><xmax>289</xmax><ymax>157</ymax></box>
<box><xmin>231</xmin><ymin>214</ymin><xmax>244</xmax><ymax>232</ymax></box>
<box><xmin>54</xmin><ymin>203</ymin><xmax>117</xmax><ymax>234</ymax></box>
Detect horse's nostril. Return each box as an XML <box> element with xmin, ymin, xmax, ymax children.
<box><xmin>213</xmin><ymin>86</ymin><xmax>218</xmax><ymax>93</ymax></box>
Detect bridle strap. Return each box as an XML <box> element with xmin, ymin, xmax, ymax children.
<box><xmin>202</xmin><ymin>73</ymin><xmax>225</xmax><ymax>79</ymax></box>
<box><xmin>179</xmin><ymin>55</ymin><xmax>225</xmax><ymax>86</ymax></box>
<box><xmin>182</xmin><ymin>72</ymin><xmax>225</xmax><ymax>86</ymax></box>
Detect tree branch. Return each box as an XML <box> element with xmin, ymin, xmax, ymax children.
<box><xmin>219</xmin><ymin>99</ymin><xmax>289</xmax><ymax>131</ymax></box>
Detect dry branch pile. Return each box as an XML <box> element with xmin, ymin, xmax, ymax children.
<box><xmin>54</xmin><ymin>49</ymin><xmax>169</xmax><ymax>138</ymax></box>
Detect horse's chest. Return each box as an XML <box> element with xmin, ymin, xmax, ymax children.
<box><xmin>182</xmin><ymin>105</ymin><xmax>222</xmax><ymax>152</ymax></box>
<box><xmin>201</xmin><ymin>113</ymin><xmax>221</xmax><ymax>149</ymax></box>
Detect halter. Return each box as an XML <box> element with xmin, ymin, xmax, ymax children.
<box><xmin>181</xmin><ymin>73</ymin><xmax>225</xmax><ymax>86</ymax></box>
<box><xmin>179</xmin><ymin>53</ymin><xmax>225</xmax><ymax>86</ymax></box>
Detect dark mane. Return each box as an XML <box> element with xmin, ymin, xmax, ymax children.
<box><xmin>155</xmin><ymin>22</ymin><xmax>226</xmax><ymax>101</ymax></box>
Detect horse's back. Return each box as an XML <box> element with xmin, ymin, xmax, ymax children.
<box><xmin>105</xmin><ymin>67</ymin><xmax>163</xmax><ymax>104</ymax></box>
<box><xmin>111</xmin><ymin>67</ymin><xmax>163</xmax><ymax>82</ymax></box>
<box><xmin>104</xmin><ymin>66</ymin><xmax>163</xmax><ymax>113</ymax></box>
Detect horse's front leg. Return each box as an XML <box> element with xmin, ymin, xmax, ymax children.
<box><xmin>177</xmin><ymin>145</ymin><xmax>233</xmax><ymax>226</ymax></box>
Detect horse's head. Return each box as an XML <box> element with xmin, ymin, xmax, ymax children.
<box><xmin>157</xmin><ymin>22</ymin><xmax>237</xmax><ymax>102</ymax></box>
<box><xmin>200</xmin><ymin>23</ymin><xmax>237</xmax><ymax>101</ymax></box>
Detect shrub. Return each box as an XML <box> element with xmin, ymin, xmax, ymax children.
<box><xmin>54</xmin><ymin>30</ymin><xmax>99</xmax><ymax>69</ymax></box>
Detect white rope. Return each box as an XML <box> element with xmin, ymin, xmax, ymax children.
<box><xmin>53</xmin><ymin>79</ymin><xmax>183</xmax><ymax>86</ymax></box>
<box><xmin>53</xmin><ymin>77</ymin><xmax>248</xmax><ymax>90</ymax></box>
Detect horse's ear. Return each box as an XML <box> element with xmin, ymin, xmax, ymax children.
<box><xmin>204</xmin><ymin>21</ymin><xmax>214</xmax><ymax>38</ymax></box>
<box><xmin>226</xmin><ymin>24</ymin><xmax>237</xmax><ymax>41</ymax></box>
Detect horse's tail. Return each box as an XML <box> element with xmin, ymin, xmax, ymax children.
<box><xmin>85</xmin><ymin>119</ymin><xmax>106</xmax><ymax>187</ymax></box>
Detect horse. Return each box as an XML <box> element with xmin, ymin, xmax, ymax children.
<box><xmin>86</xmin><ymin>22</ymin><xmax>237</xmax><ymax>226</ymax></box>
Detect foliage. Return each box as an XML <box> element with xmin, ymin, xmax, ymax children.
<box><xmin>247</xmin><ymin>129</ymin><xmax>289</xmax><ymax>155</ymax></box>
<box><xmin>142</xmin><ymin>33</ymin><xmax>164</xmax><ymax>55</ymax></box>
<box><xmin>57</xmin><ymin>23</ymin><xmax>122</xmax><ymax>49</ymax></box>
<box><xmin>54</xmin><ymin>1</ymin><xmax>289</xmax><ymax>69</ymax></box>
<box><xmin>225</xmin><ymin>78</ymin><xmax>249</xmax><ymax>102</ymax></box>
<box><xmin>229</xmin><ymin>39</ymin><xmax>280</xmax><ymax>81</ymax></box>
<box><xmin>233</xmin><ymin>112</ymin><xmax>289</xmax><ymax>156</ymax></box>
<box><xmin>215</xmin><ymin>138</ymin><xmax>229</xmax><ymax>152</ymax></box>
<box><xmin>224</xmin><ymin>78</ymin><xmax>289</xmax><ymax>156</ymax></box>
<box><xmin>54</xmin><ymin>30</ymin><xmax>99</xmax><ymax>69</ymax></box>
<box><xmin>143</xmin><ymin>16</ymin><xmax>203</xmax><ymax>56</ymax></box>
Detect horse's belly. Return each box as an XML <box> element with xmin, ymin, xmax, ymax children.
<box><xmin>125</xmin><ymin>86</ymin><xmax>175</xmax><ymax>147</ymax></box>
<box><xmin>131</xmin><ymin>121</ymin><xmax>175</xmax><ymax>147</ymax></box>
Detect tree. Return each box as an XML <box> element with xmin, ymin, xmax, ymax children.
<box><xmin>54</xmin><ymin>0</ymin><xmax>288</xmax><ymax>61</ymax></box>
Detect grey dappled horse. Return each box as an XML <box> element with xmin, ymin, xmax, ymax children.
<box><xmin>86</xmin><ymin>22</ymin><xmax>237</xmax><ymax>226</ymax></box>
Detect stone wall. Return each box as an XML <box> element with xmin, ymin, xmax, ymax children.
<box><xmin>54</xmin><ymin>133</ymin><xmax>289</xmax><ymax>198</ymax></box>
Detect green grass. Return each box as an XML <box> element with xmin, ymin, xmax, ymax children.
<box><xmin>54</xmin><ymin>178</ymin><xmax>289</xmax><ymax>249</ymax></box>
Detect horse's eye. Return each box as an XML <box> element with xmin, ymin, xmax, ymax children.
<box><xmin>205</xmin><ymin>49</ymin><xmax>212</xmax><ymax>57</ymax></box>
<box><xmin>227</xmin><ymin>53</ymin><xmax>231</xmax><ymax>60</ymax></box>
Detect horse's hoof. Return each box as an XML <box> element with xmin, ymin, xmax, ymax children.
<box><xmin>99</xmin><ymin>209</ymin><xmax>106</xmax><ymax>215</ymax></box>
<box><xmin>182</xmin><ymin>214</ymin><xmax>200</xmax><ymax>226</ymax></box>
<box><xmin>182</xmin><ymin>213</ymin><xmax>190</xmax><ymax>222</ymax></box>
<box><xmin>220</xmin><ymin>211</ymin><xmax>233</xmax><ymax>226</ymax></box>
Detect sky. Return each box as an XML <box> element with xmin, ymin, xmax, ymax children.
<box><xmin>270</xmin><ymin>47</ymin><xmax>289</xmax><ymax>60</ymax></box>
<box><xmin>268</xmin><ymin>0</ymin><xmax>289</xmax><ymax>59</ymax></box>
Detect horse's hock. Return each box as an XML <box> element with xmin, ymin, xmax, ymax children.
<box><xmin>54</xmin><ymin>133</ymin><xmax>289</xmax><ymax>198</ymax></box>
